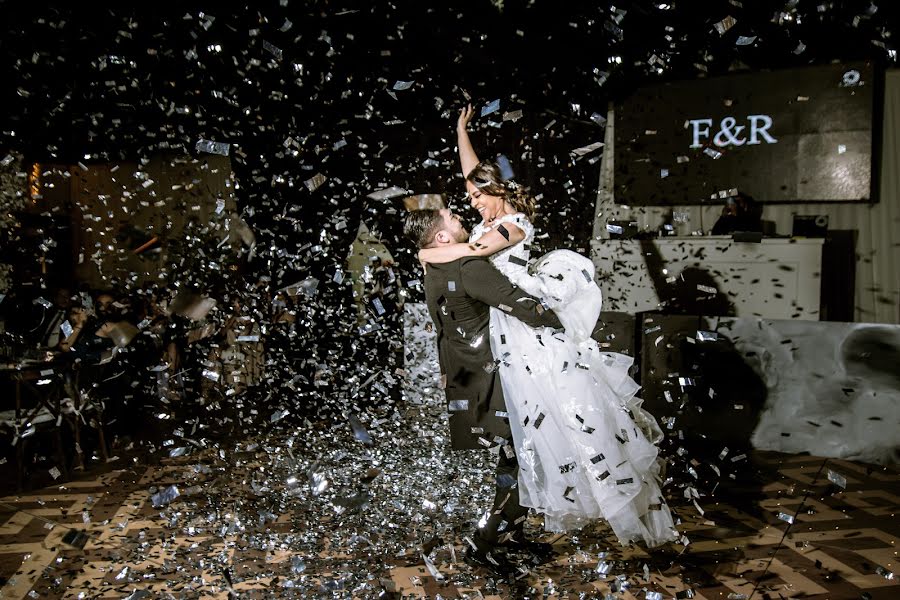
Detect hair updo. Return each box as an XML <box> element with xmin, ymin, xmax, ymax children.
<box><xmin>465</xmin><ymin>160</ymin><xmax>536</xmax><ymax>220</ymax></box>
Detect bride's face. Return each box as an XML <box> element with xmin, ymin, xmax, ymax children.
<box><xmin>466</xmin><ymin>180</ymin><xmax>504</xmax><ymax>222</ymax></box>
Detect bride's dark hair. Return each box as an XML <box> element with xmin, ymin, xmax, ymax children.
<box><xmin>466</xmin><ymin>160</ymin><xmax>537</xmax><ymax>220</ymax></box>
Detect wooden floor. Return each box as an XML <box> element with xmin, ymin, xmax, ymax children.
<box><xmin>0</xmin><ymin>415</ymin><xmax>897</xmax><ymax>599</ymax></box>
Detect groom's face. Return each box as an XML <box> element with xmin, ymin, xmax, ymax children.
<box><xmin>439</xmin><ymin>209</ymin><xmax>468</xmax><ymax>243</ymax></box>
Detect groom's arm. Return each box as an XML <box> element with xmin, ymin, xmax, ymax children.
<box><xmin>460</xmin><ymin>258</ymin><xmax>562</xmax><ymax>330</ymax></box>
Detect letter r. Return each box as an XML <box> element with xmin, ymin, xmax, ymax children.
<box><xmin>747</xmin><ymin>114</ymin><xmax>777</xmax><ymax>145</ymax></box>
<box><xmin>688</xmin><ymin>119</ymin><xmax>713</xmax><ymax>148</ymax></box>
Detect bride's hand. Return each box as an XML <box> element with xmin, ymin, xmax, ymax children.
<box><xmin>457</xmin><ymin>103</ymin><xmax>475</xmax><ymax>132</ymax></box>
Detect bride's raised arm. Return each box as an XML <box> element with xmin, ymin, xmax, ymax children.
<box><xmin>457</xmin><ymin>104</ymin><xmax>479</xmax><ymax>177</ymax></box>
<box><xmin>418</xmin><ymin>223</ymin><xmax>525</xmax><ymax>265</ymax></box>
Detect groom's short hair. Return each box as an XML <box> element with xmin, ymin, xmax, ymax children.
<box><xmin>404</xmin><ymin>209</ymin><xmax>443</xmax><ymax>249</ymax></box>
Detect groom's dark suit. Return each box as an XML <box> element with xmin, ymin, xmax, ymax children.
<box><xmin>423</xmin><ymin>256</ymin><xmax>561</xmax><ymax>547</ymax></box>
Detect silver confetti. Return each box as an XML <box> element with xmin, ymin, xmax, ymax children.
<box><xmin>304</xmin><ymin>173</ymin><xmax>327</xmax><ymax>192</ymax></box>
<box><xmin>263</xmin><ymin>40</ymin><xmax>282</xmax><ymax>60</ymax></box>
<box><xmin>826</xmin><ymin>469</ymin><xmax>847</xmax><ymax>488</ymax></box>
<box><xmin>195</xmin><ymin>138</ymin><xmax>230</xmax><ymax>156</ymax></box>
<box><xmin>713</xmin><ymin>15</ymin><xmax>737</xmax><ymax>34</ymax></box>
<box><xmin>481</xmin><ymin>98</ymin><xmax>500</xmax><ymax>116</ymax></box>
<box><xmin>421</xmin><ymin>553</ymin><xmax>446</xmax><ymax>582</ymax></box>
<box><xmin>150</xmin><ymin>485</ymin><xmax>180</xmax><ymax>507</ymax></box>
<box><xmin>448</xmin><ymin>400</ymin><xmax>469</xmax><ymax>412</ymax></box>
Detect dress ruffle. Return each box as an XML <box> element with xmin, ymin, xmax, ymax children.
<box><xmin>472</xmin><ymin>214</ymin><xmax>678</xmax><ymax>547</ymax></box>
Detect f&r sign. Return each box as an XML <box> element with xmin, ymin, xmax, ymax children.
<box><xmin>688</xmin><ymin>115</ymin><xmax>777</xmax><ymax>148</ymax></box>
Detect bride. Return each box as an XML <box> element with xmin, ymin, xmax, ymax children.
<box><xmin>418</xmin><ymin>104</ymin><xmax>678</xmax><ymax>547</ymax></box>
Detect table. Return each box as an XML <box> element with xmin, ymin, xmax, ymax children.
<box><xmin>1</xmin><ymin>356</ymin><xmax>108</xmax><ymax>489</ymax></box>
<box><xmin>591</xmin><ymin>236</ymin><xmax>825</xmax><ymax>320</ymax></box>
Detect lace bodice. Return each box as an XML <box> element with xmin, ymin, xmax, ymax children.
<box><xmin>470</xmin><ymin>213</ymin><xmax>535</xmax><ymax>290</ymax></box>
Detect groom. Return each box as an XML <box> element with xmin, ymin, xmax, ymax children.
<box><xmin>404</xmin><ymin>208</ymin><xmax>561</xmax><ymax>571</ymax></box>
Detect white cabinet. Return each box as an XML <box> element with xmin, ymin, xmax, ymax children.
<box><xmin>591</xmin><ymin>237</ymin><xmax>824</xmax><ymax>320</ymax></box>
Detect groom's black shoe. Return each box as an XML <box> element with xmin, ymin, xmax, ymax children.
<box><xmin>500</xmin><ymin>539</ymin><xmax>557</xmax><ymax>565</ymax></box>
<box><xmin>463</xmin><ymin>546</ymin><xmax>515</xmax><ymax>574</ymax></box>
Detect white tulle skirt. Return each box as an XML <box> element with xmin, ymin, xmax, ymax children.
<box><xmin>489</xmin><ymin>309</ymin><xmax>678</xmax><ymax>547</ymax></box>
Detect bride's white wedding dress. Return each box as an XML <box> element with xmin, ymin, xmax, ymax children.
<box><xmin>473</xmin><ymin>213</ymin><xmax>677</xmax><ymax>547</ymax></box>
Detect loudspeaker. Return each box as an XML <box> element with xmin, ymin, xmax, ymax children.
<box><xmin>792</xmin><ymin>214</ymin><xmax>829</xmax><ymax>237</ymax></box>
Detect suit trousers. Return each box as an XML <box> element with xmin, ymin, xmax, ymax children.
<box><xmin>475</xmin><ymin>445</ymin><xmax>528</xmax><ymax>548</ymax></box>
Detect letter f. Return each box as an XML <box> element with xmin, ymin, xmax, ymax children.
<box><xmin>688</xmin><ymin>119</ymin><xmax>713</xmax><ymax>149</ymax></box>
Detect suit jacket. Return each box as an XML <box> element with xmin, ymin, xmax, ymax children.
<box><xmin>424</xmin><ymin>256</ymin><xmax>562</xmax><ymax>450</ymax></box>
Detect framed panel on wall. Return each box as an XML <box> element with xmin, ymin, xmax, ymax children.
<box><xmin>615</xmin><ymin>61</ymin><xmax>881</xmax><ymax>205</ymax></box>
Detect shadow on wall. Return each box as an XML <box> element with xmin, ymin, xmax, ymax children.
<box><xmin>639</xmin><ymin>314</ymin><xmax>768</xmax><ymax>498</ymax></box>
<box><xmin>638</xmin><ymin>240</ymin><xmax>735</xmax><ymax>317</ymax></box>
<box><xmin>640</xmin><ymin>314</ymin><xmax>900</xmax><ymax>467</ymax></box>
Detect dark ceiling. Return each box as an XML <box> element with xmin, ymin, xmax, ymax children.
<box><xmin>1</xmin><ymin>0</ymin><xmax>896</xmax><ymax>259</ymax></box>
<box><xmin>2</xmin><ymin>1</ymin><xmax>894</xmax><ymax>159</ymax></box>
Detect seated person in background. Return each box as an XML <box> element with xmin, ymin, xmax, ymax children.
<box><xmin>64</xmin><ymin>292</ymin><xmax>119</xmax><ymax>362</ymax></box>
<box><xmin>58</xmin><ymin>304</ymin><xmax>88</xmax><ymax>353</ymax></box>
<box><xmin>38</xmin><ymin>286</ymin><xmax>73</xmax><ymax>350</ymax></box>
<box><xmin>66</xmin><ymin>291</ymin><xmax>145</xmax><ymax>444</ymax></box>
<box><xmin>711</xmin><ymin>191</ymin><xmax>763</xmax><ymax>235</ymax></box>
